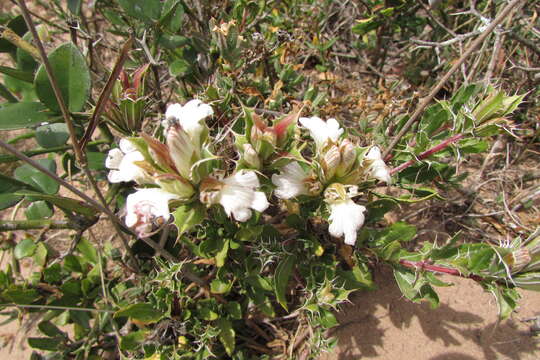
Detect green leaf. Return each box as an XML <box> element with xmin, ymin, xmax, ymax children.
<box><xmin>86</xmin><ymin>152</ymin><xmax>107</xmax><ymax>171</ymax></box>
<box><xmin>67</xmin><ymin>0</ymin><xmax>82</xmax><ymax>15</ymax></box>
<box><xmin>371</xmin><ymin>222</ymin><xmax>416</xmax><ymax>247</ymax></box>
<box><xmin>0</xmin><ymin>102</ymin><xmax>49</xmax><ymax>130</ymax></box>
<box><xmin>35</xmin><ymin>123</ymin><xmax>69</xmax><ymax>148</ymax></box>
<box><xmin>0</xmin><ymin>66</ymin><xmax>34</xmax><ymax>83</ymax></box>
<box><xmin>33</xmin><ymin>242</ymin><xmax>48</xmax><ymax>267</ymax></box>
<box><xmin>14</xmin><ymin>238</ymin><xmax>37</xmax><ymax>259</ymax></box>
<box><xmin>14</xmin><ymin>159</ymin><xmax>59</xmax><ymax>195</ymax></box>
<box><xmin>117</xmin><ymin>0</ymin><xmax>163</xmax><ymax>23</ymax></box>
<box><xmin>274</xmin><ymin>254</ymin><xmax>296</xmax><ymax>311</ymax></box>
<box><xmin>215</xmin><ymin>239</ymin><xmax>229</xmax><ymax>267</ymax></box>
<box><xmin>0</xmin><ymin>193</ymin><xmax>23</xmax><ymax>210</ymax></box>
<box><xmin>15</xmin><ymin>191</ymin><xmax>99</xmax><ymax>218</ymax></box>
<box><xmin>224</xmin><ymin>301</ymin><xmax>242</xmax><ymax>320</ymax></box>
<box><xmin>160</xmin><ymin>0</ymin><xmax>184</xmax><ymax>32</ymax></box>
<box><xmin>0</xmin><ymin>173</ymin><xmax>31</xmax><ymax>210</ymax></box>
<box><xmin>172</xmin><ymin>204</ymin><xmax>206</xmax><ymax>236</ymax></box>
<box><xmin>38</xmin><ymin>321</ymin><xmax>65</xmax><ymax>338</ymax></box>
<box><xmin>169</xmin><ymin>59</ymin><xmax>191</xmax><ymax>77</ymax></box>
<box><xmin>197</xmin><ymin>303</ymin><xmax>218</xmax><ymax>321</ymax></box>
<box><xmin>393</xmin><ymin>266</ymin><xmax>439</xmax><ymax>308</ymax></box>
<box><xmin>120</xmin><ymin>330</ymin><xmax>147</xmax><ymax>351</ymax></box>
<box><xmin>43</xmin><ymin>263</ymin><xmax>63</xmax><ymax>283</ymax></box>
<box><xmin>28</xmin><ymin>337</ymin><xmax>62</xmax><ymax>351</ymax></box>
<box><xmin>451</xmin><ymin>83</ymin><xmax>482</xmax><ymax>113</ymax></box>
<box><xmin>25</xmin><ymin>200</ymin><xmax>53</xmax><ymax>220</ymax></box>
<box><xmin>3</xmin><ymin>288</ymin><xmax>40</xmax><ymax>304</ymax></box>
<box><xmin>76</xmin><ymin>237</ymin><xmax>98</xmax><ymax>264</ymax></box>
<box><xmin>34</xmin><ymin>42</ymin><xmax>91</xmax><ymax>113</ymax></box>
<box><xmin>319</xmin><ymin>308</ymin><xmax>338</xmax><ymax>328</ymax></box>
<box><xmin>210</xmin><ymin>278</ymin><xmax>232</xmax><ymax>295</ymax></box>
<box><xmin>114</xmin><ymin>303</ymin><xmax>163</xmax><ymax>324</ymax></box>
<box><xmin>458</xmin><ymin>138</ymin><xmax>488</xmax><ymax>154</ymax></box>
<box><xmin>217</xmin><ymin>318</ymin><xmax>235</xmax><ymax>357</ymax></box>
<box><xmin>63</xmin><ymin>255</ymin><xmax>82</xmax><ymax>273</ymax></box>
<box><xmin>484</xmin><ymin>283</ymin><xmax>520</xmax><ymax>320</ymax></box>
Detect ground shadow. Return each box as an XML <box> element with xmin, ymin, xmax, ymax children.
<box><xmin>325</xmin><ymin>266</ymin><xmax>538</xmax><ymax>360</ymax></box>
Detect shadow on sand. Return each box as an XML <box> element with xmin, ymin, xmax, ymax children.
<box><xmin>324</xmin><ymin>266</ymin><xmax>538</xmax><ymax>360</ymax></box>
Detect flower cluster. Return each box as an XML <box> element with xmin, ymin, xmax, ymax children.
<box><xmin>106</xmin><ymin>100</ymin><xmax>391</xmax><ymax>245</ymax></box>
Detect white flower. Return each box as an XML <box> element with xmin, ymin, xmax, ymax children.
<box><xmin>106</xmin><ymin>139</ymin><xmax>153</xmax><ymax>184</ymax></box>
<box><xmin>299</xmin><ymin>116</ymin><xmax>343</xmax><ymax>151</ymax></box>
<box><xmin>200</xmin><ymin>170</ymin><xmax>269</xmax><ymax>222</ymax></box>
<box><xmin>365</xmin><ymin>146</ymin><xmax>391</xmax><ymax>184</ymax></box>
<box><xmin>325</xmin><ymin>183</ymin><xmax>366</xmax><ymax>246</ymax></box>
<box><xmin>328</xmin><ymin>200</ymin><xmax>366</xmax><ymax>246</ymax></box>
<box><xmin>125</xmin><ymin>188</ymin><xmax>179</xmax><ymax>237</ymax></box>
<box><xmin>164</xmin><ymin>100</ymin><xmax>213</xmax><ymax>147</ymax></box>
<box><xmin>272</xmin><ymin>162</ymin><xmax>310</xmax><ymax>199</ymax></box>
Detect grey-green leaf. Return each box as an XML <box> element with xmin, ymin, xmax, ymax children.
<box><xmin>14</xmin><ymin>159</ymin><xmax>59</xmax><ymax>194</ymax></box>
<box><xmin>0</xmin><ymin>102</ymin><xmax>49</xmax><ymax>130</ymax></box>
<box><xmin>114</xmin><ymin>303</ymin><xmax>163</xmax><ymax>324</ymax></box>
<box><xmin>15</xmin><ymin>238</ymin><xmax>37</xmax><ymax>259</ymax></box>
<box><xmin>35</xmin><ymin>123</ymin><xmax>69</xmax><ymax>148</ymax></box>
<box><xmin>34</xmin><ymin>42</ymin><xmax>91</xmax><ymax>113</ymax></box>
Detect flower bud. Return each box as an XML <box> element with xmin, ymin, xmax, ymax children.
<box><xmin>167</xmin><ymin>124</ymin><xmax>198</xmax><ymax>180</ymax></box>
<box><xmin>322</xmin><ymin>145</ymin><xmax>340</xmax><ymax>181</ymax></box>
<box><xmin>242</xmin><ymin>144</ymin><xmax>261</xmax><ymax>169</ymax></box>
<box><xmin>336</xmin><ymin>139</ymin><xmax>356</xmax><ymax>177</ymax></box>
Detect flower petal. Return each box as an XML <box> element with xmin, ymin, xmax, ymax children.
<box><xmin>272</xmin><ymin>162</ymin><xmax>309</xmax><ymax>199</ymax></box>
<box><xmin>119</xmin><ymin>138</ymin><xmax>137</xmax><ymax>154</ymax></box>
<box><xmin>251</xmin><ymin>191</ymin><xmax>269</xmax><ymax>212</ymax></box>
<box><xmin>366</xmin><ymin>146</ymin><xmax>382</xmax><ymax>161</ymax></box>
<box><xmin>225</xmin><ymin>170</ymin><xmax>260</xmax><ymax>189</ymax></box>
<box><xmin>105</xmin><ymin>148</ymin><xmax>124</xmax><ymax>170</ymax></box>
<box><xmin>328</xmin><ymin>200</ymin><xmax>366</xmax><ymax>246</ymax></box>
<box><xmin>125</xmin><ymin>188</ymin><xmax>179</xmax><ymax>237</ymax></box>
<box><xmin>300</xmin><ymin>116</ymin><xmax>343</xmax><ymax>150</ymax></box>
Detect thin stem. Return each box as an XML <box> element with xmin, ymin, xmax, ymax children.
<box><xmin>79</xmin><ymin>37</ymin><xmax>133</xmax><ymax>149</ymax></box>
<box><xmin>390</xmin><ymin>133</ymin><xmax>465</xmax><ymax>175</ymax></box>
<box><xmin>0</xmin><ymin>140</ymin><xmax>107</xmax><ymax>164</ymax></box>
<box><xmin>0</xmin><ymin>219</ymin><xmax>86</xmax><ymax>231</ymax></box>
<box><xmin>382</xmin><ymin>0</ymin><xmax>524</xmax><ymax>159</ymax></box>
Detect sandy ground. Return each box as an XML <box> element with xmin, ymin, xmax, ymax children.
<box><xmin>320</xmin><ymin>267</ymin><xmax>540</xmax><ymax>360</ymax></box>
<box><xmin>1</xmin><ymin>267</ymin><xmax>538</xmax><ymax>359</ymax></box>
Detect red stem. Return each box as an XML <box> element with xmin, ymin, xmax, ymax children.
<box><xmin>399</xmin><ymin>259</ymin><xmax>485</xmax><ymax>282</ymax></box>
<box><xmin>390</xmin><ymin>133</ymin><xmax>465</xmax><ymax>175</ymax></box>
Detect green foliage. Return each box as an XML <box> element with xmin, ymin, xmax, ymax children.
<box><xmin>34</xmin><ymin>42</ymin><xmax>91</xmax><ymax>113</ymax></box>
<box><xmin>0</xmin><ymin>102</ymin><xmax>49</xmax><ymax>130</ymax></box>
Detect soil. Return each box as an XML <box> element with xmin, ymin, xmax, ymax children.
<box><xmin>320</xmin><ymin>267</ymin><xmax>540</xmax><ymax>360</ymax></box>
